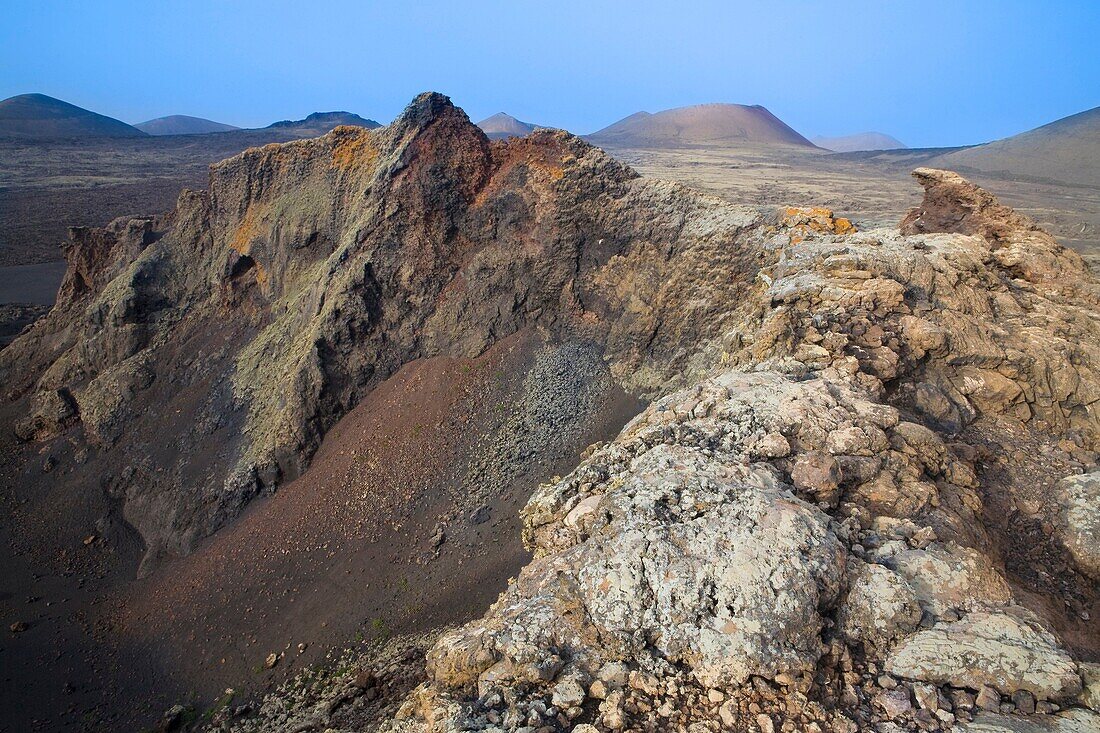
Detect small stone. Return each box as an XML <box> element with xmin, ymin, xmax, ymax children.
<box><xmin>975</xmin><ymin>685</ymin><xmax>1000</xmax><ymax>711</ymax></box>
<box><xmin>83</xmin><ymin>535</ymin><xmax>97</xmax><ymax>546</ymax></box>
<box><xmin>589</xmin><ymin>679</ymin><xmax>609</xmax><ymax>699</ymax></box>
<box><xmin>950</xmin><ymin>688</ymin><xmax>975</xmax><ymax>711</ymax></box>
<box><xmin>708</xmin><ymin>689</ymin><xmax>726</xmax><ymax>704</ymax></box>
<box><xmin>161</xmin><ymin>704</ymin><xmax>187</xmax><ymax>729</ymax></box>
<box><xmin>913</xmin><ymin>708</ymin><xmax>938</xmax><ymax>730</ymax></box>
<box><xmin>1036</xmin><ymin>701</ymin><xmax>1057</xmax><ymax>714</ymax></box>
<box><xmin>628</xmin><ymin>671</ymin><xmax>659</xmax><ymax>695</ymax></box>
<box><xmin>600</xmin><ymin>691</ymin><xmax>626</xmax><ymax>729</ymax></box>
<box><xmin>1054</xmin><ymin>472</ymin><xmax>1100</xmax><ymax>580</ymax></box>
<box><xmin>1011</xmin><ymin>689</ymin><xmax>1035</xmax><ymax>714</ymax></box>
<box><xmin>551</xmin><ymin>677</ymin><xmax>586</xmax><ymax>709</ymax></box>
<box><xmin>913</xmin><ymin>682</ymin><xmax>938</xmax><ymax>711</ymax></box>
<box><xmin>1079</xmin><ymin>662</ymin><xmax>1100</xmax><ymax>711</ymax></box>
<box><xmin>10</xmin><ymin>621</ymin><xmax>28</xmax><ymax>633</ymax></box>
<box><xmin>875</xmin><ymin>688</ymin><xmax>912</xmax><ymax>719</ymax></box>
<box><xmin>297</xmin><ymin>642</ymin><xmax>307</xmax><ymax>654</ymax></box>
<box><xmin>878</xmin><ymin>674</ymin><xmax>898</xmax><ymax>689</ymax></box>
<box><xmin>719</xmin><ymin>702</ymin><xmax>737</xmax><ymax>728</ymax></box>
<box><xmin>264</xmin><ymin>652</ymin><xmax>279</xmax><ymax>669</ymax></box>
<box><xmin>909</xmin><ymin>526</ymin><xmax>936</xmax><ymax>549</ymax></box>
<box><xmin>756</xmin><ymin>713</ymin><xmax>775</xmax><ymax>733</ymax></box>
<box><xmin>754</xmin><ymin>432</ymin><xmax>790</xmax><ymax>459</ymax></box>
<box><xmin>826</xmin><ymin>426</ymin><xmax>871</xmax><ymax>456</ymax></box>
<box><xmin>352</xmin><ymin>667</ymin><xmax>375</xmax><ymax>689</ymax></box>
<box><xmin>1017</xmin><ymin>498</ymin><xmax>1042</xmax><ymax>516</ymax></box>
<box><xmin>596</xmin><ymin>661</ymin><xmax>628</xmax><ymax>687</ymax></box>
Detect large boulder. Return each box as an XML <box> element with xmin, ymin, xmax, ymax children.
<box><xmin>887</xmin><ymin>609</ymin><xmax>1082</xmax><ymax>701</ymax></box>
<box><xmin>428</xmin><ymin>441</ymin><xmax>847</xmax><ymax>693</ymax></box>
<box><xmin>957</xmin><ymin>709</ymin><xmax>1100</xmax><ymax>733</ymax></box>
<box><xmin>837</xmin><ymin>561</ymin><xmax>922</xmax><ymax>651</ymax></box>
<box><xmin>1054</xmin><ymin>472</ymin><xmax>1100</xmax><ymax>580</ymax></box>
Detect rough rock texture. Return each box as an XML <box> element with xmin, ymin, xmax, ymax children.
<box><xmin>957</xmin><ymin>709</ymin><xmax>1100</xmax><ymax>733</ymax></box>
<box><xmin>886</xmin><ymin>609</ymin><xmax>1081</xmax><ymax>700</ymax></box>
<box><xmin>1</xmin><ymin>93</ymin><xmax>767</xmax><ymax>572</ymax></box>
<box><xmin>214</xmin><ymin>167</ymin><xmax>1100</xmax><ymax>732</ymax></box>
<box><xmin>4</xmin><ymin>94</ymin><xmax>1098</xmax><ymax>731</ymax></box>
<box><xmin>1054</xmin><ymin>472</ymin><xmax>1100</xmax><ymax>579</ymax></box>
<box><xmin>429</xmin><ymin>375</ymin><xmax>859</xmax><ymax>694</ymax></box>
<box><xmin>397</xmin><ymin>177</ymin><xmax>1100</xmax><ymax>730</ymax></box>
<box><xmin>837</xmin><ymin>561</ymin><xmax>922</xmax><ymax>652</ymax></box>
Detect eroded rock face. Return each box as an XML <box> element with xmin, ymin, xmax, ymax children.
<box><xmin>957</xmin><ymin>709</ymin><xmax>1100</xmax><ymax>733</ymax></box>
<box><xmin>1</xmin><ymin>93</ymin><xmax>767</xmax><ymax>571</ymax></box>
<box><xmin>427</xmin><ymin>378</ymin><xmax>854</xmax><ymax>693</ymax></box>
<box><xmin>837</xmin><ymin>561</ymin><xmax>922</xmax><ymax>652</ymax></box>
<box><xmin>886</xmin><ymin>609</ymin><xmax>1082</xmax><ymax>700</ymax></box>
<box><xmin>1054</xmin><ymin>472</ymin><xmax>1100</xmax><ymax>580</ymax></box>
<box><xmin>4</xmin><ymin>93</ymin><xmax>1097</xmax><ymax>731</ymax></box>
<box><xmin>354</xmin><ymin>169</ymin><xmax>1098</xmax><ymax>732</ymax></box>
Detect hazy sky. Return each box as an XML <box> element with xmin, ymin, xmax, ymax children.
<box><xmin>2</xmin><ymin>0</ymin><xmax>1097</xmax><ymax>147</ymax></box>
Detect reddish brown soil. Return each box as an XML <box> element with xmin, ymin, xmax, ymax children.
<box><xmin>0</xmin><ymin>330</ymin><xmax>643</xmax><ymax>731</ymax></box>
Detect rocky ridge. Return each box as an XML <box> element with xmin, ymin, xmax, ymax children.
<box><xmin>218</xmin><ymin>169</ymin><xmax>1100</xmax><ymax>731</ymax></box>
<box><xmin>1</xmin><ymin>92</ymin><xmax>767</xmax><ymax>573</ymax></box>
<box><xmin>3</xmin><ymin>93</ymin><xmax>1098</xmax><ymax>732</ymax></box>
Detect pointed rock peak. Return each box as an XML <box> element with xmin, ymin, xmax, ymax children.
<box><xmin>393</xmin><ymin>92</ymin><xmax>469</xmax><ymax>133</ymax></box>
<box><xmin>901</xmin><ymin>168</ymin><xmax>1037</xmax><ymax>240</ymax></box>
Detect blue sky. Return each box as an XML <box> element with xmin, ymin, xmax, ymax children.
<box><xmin>2</xmin><ymin>0</ymin><xmax>1097</xmax><ymax>147</ymax></box>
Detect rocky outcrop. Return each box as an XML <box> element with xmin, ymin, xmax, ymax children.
<box><xmin>886</xmin><ymin>609</ymin><xmax>1081</xmax><ymax>700</ymax></box>
<box><xmin>1054</xmin><ymin>472</ymin><xmax>1100</xmax><ymax>580</ymax></box>
<box><xmin>4</xmin><ymin>93</ymin><xmax>1097</xmax><ymax>731</ymax></box>
<box><xmin>215</xmin><ymin>166</ymin><xmax>1100</xmax><ymax>733</ymax></box>
<box><xmin>1</xmin><ymin>93</ymin><xmax>766</xmax><ymax>572</ymax></box>
<box><xmin>958</xmin><ymin>709</ymin><xmax>1100</xmax><ymax>733</ymax></box>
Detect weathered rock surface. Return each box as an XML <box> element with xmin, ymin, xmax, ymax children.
<box><xmin>360</xmin><ymin>167</ymin><xmax>1096</xmax><ymax>731</ymax></box>
<box><xmin>837</xmin><ymin>561</ymin><xmax>922</xmax><ymax>652</ymax></box>
<box><xmin>1</xmin><ymin>93</ymin><xmax>766</xmax><ymax>572</ymax></box>
<box><xmin>1054</xmin><ymin>472</ymin><xmax>1100</xmax><ymax>580</ymax></box>
<box><xmin>957</xmin><ymin>709</ymin><xmax>1100</xmax><ymax>733</ymax></box>
<box><xmin>215</xmin><ymin>167</ymin><xmax>1099</xmax><ymax>733</ymax></box>
<box><xmin>428</xmin><ymin>375</ymin><xmax>858</xmax><ymax>694</ymax></box>
<box><xmin>4</xmin><ymin>93</ymin><xmax>1097</xmax><ymax>731</ymax></box>
<box><xmin>886</xmin><ymin>609</ymin><xmax>1082</xmax><ymax>700</ymax></box>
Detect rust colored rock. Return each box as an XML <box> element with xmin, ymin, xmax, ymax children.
<box><xmin>899</xmin><ymin>168</ymin><xmax>1037</xmax><ymax>242</ymax></box>
<box><xmin>790</xmin><ymin>450</ymin><xmax>842</xmax><ymax>503</ymax></box>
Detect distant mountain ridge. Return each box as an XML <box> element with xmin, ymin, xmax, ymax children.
<box><xmin>136</xmin><ymin>115</ymin><xmax>240</xmax><ymax>136</ymax></box>
<box><xmin>0</xmin><ymin>95</ymin><xmax>384</xmax><ymax>140</ymax></box>
<box><xmin>812</xmin><ymin>132</ymin><xmax>907</xmax><ymax>152</ymax></box>
<box><xmin>477</xmin><ymin>112</ymin><xmax>537</xmax><ymax>139</ymax></box>
<box><xmin>265</xmin><ymin>111</ymin><xmax>381</xmax><ymax>135</ymax></box>
<box><xmin>0</xmin><ymin>93</ymin><xmax>145</xmax><ymax>139</ymax></box>
<box><xmin>587</xmin><ymin>103</ymin><xmax>816</xmax><ymax>148</ymax></box>
<box><xmin>930</xmin><ymin>106</ymin><xmax>1100</xmax><ymax>187</ymax></box>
